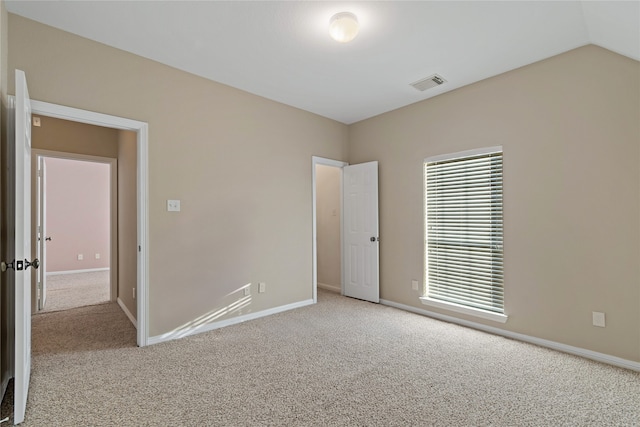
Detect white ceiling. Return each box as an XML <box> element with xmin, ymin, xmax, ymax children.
<box><xmin>6</xmin><ymin>1</ymin><xmax>640</xmax><ymax>124</ymax></box>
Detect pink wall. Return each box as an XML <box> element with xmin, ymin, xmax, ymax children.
<box><xmin>44</xmin><ymin>158</ymin><xmax>110</xmax><ymax>272</ymax></box>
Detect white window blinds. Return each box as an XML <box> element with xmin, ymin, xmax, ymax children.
<box><xmin>424</xmin><ymin>147</ymin><xmax>504</xmax><ymax>314</ymax></box>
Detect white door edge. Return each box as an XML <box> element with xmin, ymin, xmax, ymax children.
<box><xmin>30</xmin><ymin>100</ymin><xmax>150</xmax><ymax>347</ymax></box>
<box><xmin>13</xmin><ymin>69</ymin><xmax>33</xmax><ymax>425</ymax></box>
<box><xmin>311</xmin><ymin>156</ymin><xmax>348</xmax><ymax>304</ymax></box>
<box><xmin>36</xmin><ymin>156</ymin><xmax>46</xmax><ymax>311</ymax></box>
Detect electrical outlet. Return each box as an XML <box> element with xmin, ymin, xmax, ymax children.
<box><xmin>592</xmin><ymin>311</ymin><xmax>605</xmax><ymax>327</ymax></box>
<box><xmin>411</xmin><ymin>280</ymin><xmax>419</xmax><ymax>291</ymax></box>
<box><xmin>95</xmin><ymin>253</ymin><xmax>101</xmax><ymax>259</ymax></box>
<box><xmin>259</xmin><ymin>282</ymin><xmax>266</xmax><ymax>293</ymax></box>
<box><xmin>167</xmin><ymin>199</ymin><xmax>181</xmax><ymax>212</ymax></box>
<box><xmin>244</xmin><ymin>286</ymin><xmax>250</xmax><ymax>296</ymax></box>
<box><xmin>77</xmin><ymin>254</ymin><xmax>83</xmax><ymax>261</ymax></box>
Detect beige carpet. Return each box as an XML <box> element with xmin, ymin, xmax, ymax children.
<box><xmin>40</xmin><ymin>271</ymin><xmax>110</xmax><ymax>313</ymax></box>
<box><xmin>2</xmin><ymin>290</ymin><xmax>640</xmax><ymax>426</ymax></box>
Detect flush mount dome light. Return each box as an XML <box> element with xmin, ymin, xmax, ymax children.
<box><xmin>329</xmin><ymin>12</ymin><xmax>359</xmax><ymax>43</ymax></box>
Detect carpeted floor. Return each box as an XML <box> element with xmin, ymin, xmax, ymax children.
<box><xmin>40</xmin><ymin>271</ymin><xmax>110</xmax><ymax>313</ymax></box>
<box><xmin>2</xmin><ymin>290</ymin><xmax>639</xmax><ymax>426</ymax></box>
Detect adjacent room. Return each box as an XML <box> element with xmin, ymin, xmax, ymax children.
<box><xmin>35</xmin><ymin>157</ymin><xmax>111</xmax><ymax>313</ymax></box>
<box><xmin>0</xmin><ymin>1</ymin><xmax>638</xmax><ymax>425</ymax></box>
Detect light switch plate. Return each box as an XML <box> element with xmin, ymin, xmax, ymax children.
<box><xmin>167</xmin><ymin>200</ymin><xmax>181</xmax><ymax>212</ymax></box>
<box><xmin>592</xmin><ymin>311</ymin><xmax>606</xmax><ymax>328</ymax></box>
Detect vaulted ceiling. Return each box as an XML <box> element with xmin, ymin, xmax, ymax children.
<box><xmin>6</xmin><ymin>1</ymin><xmax>640</xmax><ymax>124</ymax></box>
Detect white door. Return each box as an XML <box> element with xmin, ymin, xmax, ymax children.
<box><xmin>37</xmin><ymin>156</ymin><xmax>47</xmax><ymax>310</ymax></box>
<box><xmin>343</xmin><ymin>161</ymin><xmax>379</xmax><ymax>303</ymax></box>
<box><xmin>14</xmin><ymin>69</ymin><xmax>33</xmax><ymax>425</ymax></box>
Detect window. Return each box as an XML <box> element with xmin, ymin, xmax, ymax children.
<box><xmin>422</xmin><ymin>146</ymin><xmax>506</xmax><ymax>322</ymax></box>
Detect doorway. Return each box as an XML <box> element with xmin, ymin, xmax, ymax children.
<box><xmin>30</xmin><ymin>100</ymin><xmax>149</xmax><ymax>347</ymax></box>
<box><xmin>312</xmin><ymin>157</ymin><xmax>347</xmax><ymax>303</ymax></box>
<box><xmin>34</xmin><ymin>154</ymin><xmax>116</xmax><ymax>314</ymax></box>
<box><xmin>312</xmin><ymin>156</ymin><xmax>380</xmax><ymax>304</ymax></box>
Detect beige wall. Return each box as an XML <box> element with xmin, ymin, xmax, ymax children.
<box><xmin>349</xmin><ymin>45</ymin><xmax>640</xmax><ymax>362</ymax></box>
<box><xmin>8</xmin><ymin>15</ymin><xmax>349</xmax><ymax>337</ymax></box>
<box><xmin>31</xmin><ymin>115</ymin><xmax>118</xmax><ymax>158</ymax></box>
<box><xmin>117</xmin><ymin>130</ymin><xmax>137</xmax><ymax>319</ymax></box>
<box><xmin>316</xmin><ymin>165</ymin><xmax>341</xmax><ymax>288</ymax></box>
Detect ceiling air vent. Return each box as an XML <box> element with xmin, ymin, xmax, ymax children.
<box><xmin>410</xmin><ymin>74</ymin><xmax>447</xmax><ymax>92</ymax></box>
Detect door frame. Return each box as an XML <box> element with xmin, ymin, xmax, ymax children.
<box><xmin>311</xmin><ymin>156</ymin><xmax>348</xmax><ymax>303</ymax></box>
<box><xmin>33</xmin><ymin>150</ymin><xmax>118</xmax><ymax>310</ymax></box>
<box><xmin>30</xmin><ymin>100</ymin><xmax>150</xmax><ymax>347</ymax></box>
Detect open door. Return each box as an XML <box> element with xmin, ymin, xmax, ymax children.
<box><xmin>36</xmin><ymin>156</ymin><xmax>47</xmax><ymax>310</ymax></box>
<box><xmin>14</xmin><ymin>69</ymin><xmax>35</xmax><ymax>425</ymax></box>
<box><xmin>343</xmin><ymin>161</ymin><xmax>379</xmax><ymax>303</ymax></box>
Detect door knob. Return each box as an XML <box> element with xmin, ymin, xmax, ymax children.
<box><xmin>45</xmin><ymin>237</ymin><xmax>52</xmax><ymax>241</ymax></box>
<box><xmin>370</xmin><ymin>236</ymin><xmax>379</xmax><ymax>242</ymax></box>
<box><xmin>25</xmin><ymin>258</ymin><xmax>39</xmax><ymax>270</ymax></box>
<box><xmin>0</xmin><ymin>260</ymin><xmax>14</xmax><ymax>273</ymax></box>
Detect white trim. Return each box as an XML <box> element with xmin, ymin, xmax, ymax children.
<box><xmin>137</xmin><ymin>124</ymin><xmax>150</xmax><ymax>347</ymax></box>
<box><xmin>420</xmin><ymin>296</ymin><xmax>508</xmax><ymax>323</ymax></box>
<box><xmin>381</xmin><ymin>299</ymin><xmax>640</xmax><ymax>373</ymax></box>
<box><xmin>31</xmin><ymin>100</ymin><xmax>145</xmax><ymax>131</ymax></box>
<box><xmin>148</xmin><ymin>299</ymin><xmax>314</xmax><ymax>345</ymax></box>
<box><xmin>34</xmin><ymin>149</ymin><xmax>117</xmax><ymax>304</ymax></box>
<box><xmin>425</xmin><ymin>145</ymin><xmax>502</xmax><ymax>163</ymax></box>
<box><xmin>30</xmin><ymin>100</ymin><xmax>150</xmax><ymax>347</ymax></box>
<box><xmin>46</xmin><ymin>268</ymin><xmax>109</xmax><ymax>276</ymax></box>
<box><xmin>33</xmin><ymin>150</ymin><xmax>115</xmax><ymax>164</ymax></box>
<box><xmin>117</xmin><ymin>297</ymin><xmax>137</xmax><ymax>329</ymax></box>
<box><xmin>317</xmin><ymin>282</ymin><xmax>341</xmax><ymax>293</ymax></box>
<box><xmin>311</xmin><ymin>156</ymin><xmax>348</xmax><ymax>304</ymax></box>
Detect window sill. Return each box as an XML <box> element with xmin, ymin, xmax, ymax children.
<box><xmin>419</xmin><ymin>297</ymin><xmax>508</xmax><ymax>324</ymax></box>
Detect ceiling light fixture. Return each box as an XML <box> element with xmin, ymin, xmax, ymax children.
<box><xmin>329</xmin><ymin>12</ymin><xmax>359</xmax><ymax>43</ymax></box>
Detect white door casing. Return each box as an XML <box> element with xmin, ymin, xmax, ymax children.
<box><xmin>37</xmin><ymin>156</ymin><xmax>47</xmax><ymax>310</ymax></box>
<box><xmin>343</xmin><ymin>161</ymin><xmax>379</xmax><ymax>303</ymax></box>
<box><xmin>14</xmin><ymin>69</ymin><xmax>33</xmax><ymax>425</ymax></box>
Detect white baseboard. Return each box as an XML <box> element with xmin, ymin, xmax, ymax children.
<box><xmin>318</xmin><ymin>282</ymin><xmax>341</xmax><ymax>293</ymax></box>
<box><xmin>117</xmin><ymin>297</ymin><xmax>137</xmax><ymax>329</ymax></box>
<box><xmin>380</xmin><ymin>299</ymin><xmax>640</xmax><ymax>372</ymax></box>
<box><xmin>148</xmin><ymin>299</ymin><xmax>315</xmax><ymax>346</ymax></box>
<box><xmin>47</xmin><ymin>268</ymin><xmax>109</xmax><ymax>276</ymax></box>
